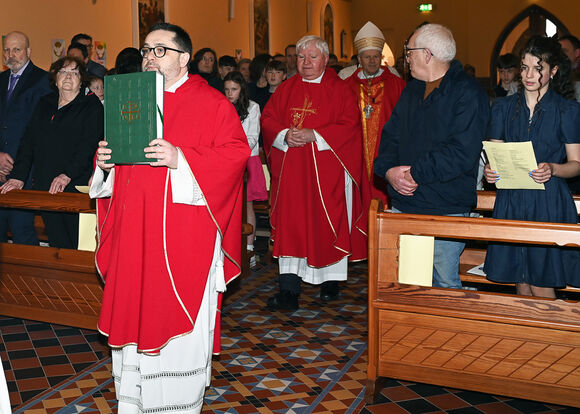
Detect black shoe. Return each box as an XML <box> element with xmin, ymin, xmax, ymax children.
<box><xmin>320</xmin><ymin>281</ymin><xmax>339</xmax><ymax>302</ymax></box>
<box><xmin>267</xmin><ymin>290</ymin><xmax>299</xmax><ymax>311</ymax></box>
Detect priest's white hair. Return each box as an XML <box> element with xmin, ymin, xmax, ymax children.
<box><xmin>414</xmin><ymin>24</ymin><xmax>456</xmax><ymax>63</ymax></box>
<box><xmin>296</xmin><ymin>35</ymin><xmax>329</xmax><ymax>56</ymax></box>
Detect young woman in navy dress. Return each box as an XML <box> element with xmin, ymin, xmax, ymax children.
<box><xmin>484</xmin><ymin>36</ymin><xmax>580</xmax><ymax>298</ymax></box>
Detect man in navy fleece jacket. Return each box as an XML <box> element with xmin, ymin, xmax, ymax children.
<box><xmin>374</xmin><ymin>23</ymin><xmax>489</xmax><ymax>289</ymax></box>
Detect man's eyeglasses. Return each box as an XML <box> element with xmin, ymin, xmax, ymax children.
<box><xmin>140</xmin><ymin>46</ymin><xmax>185</xmax><ymax>58</ymax></box>
<box><xmin>403</xmin><ymin>45</ymin><xmax>428</xmax><ymax>58</ymax></box>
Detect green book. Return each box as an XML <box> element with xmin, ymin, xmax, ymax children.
<box><xmin>104</xmin><ymin>71</ymin><xmax>164</xmax><ymax>164</ymax></box>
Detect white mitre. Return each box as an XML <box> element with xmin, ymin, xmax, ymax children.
<box><xmin>354</xmin><ymin>21</ymin><xmax>385</xmax><ymax>53</ymax></box>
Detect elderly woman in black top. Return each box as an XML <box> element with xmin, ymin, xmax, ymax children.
<box><xmin>0</xmin><ymin>56</ymin><xmax>103</xmax><ymax>248</ymax></box>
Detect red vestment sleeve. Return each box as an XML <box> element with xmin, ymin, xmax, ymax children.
<box><xmin>175</xmin><ymin>87</ymin><xmax>250</xmax><ymax>283</ymax></box>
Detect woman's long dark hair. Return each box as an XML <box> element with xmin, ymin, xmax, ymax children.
<box><xmin>189</xmin><ymin>48</ymin><xmax>218</xmax><ymax>77</ymax></box>
<box><xmin>224</xmin><ymin>71</ymin><xmax>250</xmax><ymax>122</ymax></box>
<box><xmin>512</xmin><ymin>36</ymin><xmax>575</xmax><ymax>122</ymax></box>
<box><xmin>521</xmin><ymin>36</ymin><xmax>574</xmax><ymax>101</ymax></box>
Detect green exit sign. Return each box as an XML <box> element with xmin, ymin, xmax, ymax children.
<box><xmin>418</xmin><ymin>3</ymin><xmax>433</xmax><ymax>12</ymax></box>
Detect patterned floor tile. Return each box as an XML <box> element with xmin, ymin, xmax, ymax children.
<box><xmin>3</xmin><ymin>249</ymin><xmax>579</xmax><ymax>413</ymax></box>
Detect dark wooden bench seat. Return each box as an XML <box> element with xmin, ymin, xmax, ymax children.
<box><xmin>459</xmin><ymin>191</ymin><xmax>580</xmax><ymax>293</ymax></box>
<box><xmin>0</xmin><ymin>188</ymin><xmax>253</xmax><ymax>329</ymax></box>
<box><xmin>459</xmin><ymin>247</ymin><xmax>580</xmax><ymax>293</ymax></box>
<box><xmin>367</xmin><ymin>198</ymin><xmax>580</xmax><ymax>408</ymax></box>
<box><xmin>0</xmin><ymin>190</ymin><xmax>100</xmax><ymax>329</ymax></box>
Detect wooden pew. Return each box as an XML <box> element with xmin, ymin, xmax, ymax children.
<box><xmin>475</xmin><ymin>190</ymin><xmax>580</xmax><ymax>213</ymax></box>
<box><xmin>0</xmin><ymin>188</ymin><xmax>253</xmax><ymax>329</ymax></box>
<box><xmin>367</xmin><ymin>198</ymin><xmax>580</xmax><ymax>407</ymax></box>
<box><xmin>0</xmin><ymin>190</ymin><xmax>100</xmax><ymax>329</ymax></box>
<box><xmin>461</xmin><ymin>191</ymin><xmax>580</xmax><ymax>292</ymax></box>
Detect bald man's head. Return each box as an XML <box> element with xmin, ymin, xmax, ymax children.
<box><xmin>3</xmin><ymin>31</ymin><xmax>31</xmax><ymax>72</ymax></box>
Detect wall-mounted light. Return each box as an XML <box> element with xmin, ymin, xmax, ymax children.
<box><xmin>418</xmin><ymin>3</ymin><xmax>434</xmax><ymax>13</ymax></box>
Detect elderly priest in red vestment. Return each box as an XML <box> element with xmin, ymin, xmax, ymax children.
<box><xmin>90</xmin><ymin>23</ymin><xmax>249</xmax><ymax>413</ymax></box>
<box><xmin>261</xmin><ymin>35</ymin><xmax>369</xmax><ymax>311</ymax></box>
<box><xmin>345</xmin><ymin>21</ymin><xmax>406</xmax><ymax>204</ymax></box>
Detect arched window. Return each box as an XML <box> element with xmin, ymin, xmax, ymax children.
<box><xmin>381</xmin><ymin>44</ymin><xmax>395</xmax><ymax>67</ymax></box>
<box><xmin>490</xmin><ymin>5</ymin><xmax>570</xmax><ymax>89</ymax></box>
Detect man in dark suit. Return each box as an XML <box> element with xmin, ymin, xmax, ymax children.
<box><xmin>71</xmin><ymin>33</ymin><xmax>106</xmax><ymax>78</ymax></box>
<box><xmin>0</xmin><ymin>31</ymin><xmax>51</xmax><ymax>244</ymax></box>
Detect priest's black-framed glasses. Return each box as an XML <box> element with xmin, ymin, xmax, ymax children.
<box><xmin>140</xmin><ymin>46</ymin><xmax>185</xmax><ymax>58</ymax></box>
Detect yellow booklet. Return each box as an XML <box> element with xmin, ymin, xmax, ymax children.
<box><xmin>483</xmin><ymin>141</ymin><xmax>544</xmax><ymax>190</ymax></box>
<box><xmin>78</xmin><ymin>213</ymin><xmax>97</xmax><ymax>252</ymax></box>
<box><xmin>398</xmin><ymin>235</ymin><xmax>434</xmax><ymax>287</ymax></box>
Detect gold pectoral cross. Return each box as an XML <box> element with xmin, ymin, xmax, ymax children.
<box><xmin>290</xmin><ymin>96</ymin><xmax>317</xmax><ymax>129</ymax></box>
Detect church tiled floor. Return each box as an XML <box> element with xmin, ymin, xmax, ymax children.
<box><xmin>2</xmin><ymin>259</ymin><xmax>578</xmax><ymax>413</ymax></box>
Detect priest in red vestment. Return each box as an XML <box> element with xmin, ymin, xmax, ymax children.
<box><xmin>261</xmin><ymin>35</ymin><xmax>368</xmax><ymax>311</ymax></box>
<box><xmin>90</xmin><ymin>23</ymin><xmax>249</xmax><ymax>413</ymax></box>
<box><xmin>345</xmin><ymin>21</ymin><xmax>405</xmax><ymax>204</ymax></box>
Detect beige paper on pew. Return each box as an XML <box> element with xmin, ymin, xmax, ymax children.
<box><xmin>78</xmin><ymin>213</ymin><xmax>97</xmax><ymax>252</ymax></box>
<box><xmin>398</xmin><ymin>235</ymin><xmax>434</xmax><ymax>287</ymax></box>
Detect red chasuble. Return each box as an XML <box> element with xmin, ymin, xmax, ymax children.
<box><xmin>346</xmin><ymin>67</ymin><xmax>405</xmax><ymax>203</ymax></box>
<box><xmin>96</xmin><ymin>75</ymin><xmax>249</xmax><ymax>354</ymax></box>
<box><xmin>261</xmin><ymin>70</ymin><xmax>369</xmax><ymax>267</ymax></box>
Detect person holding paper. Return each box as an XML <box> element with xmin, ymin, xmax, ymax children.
<box><xmin>484</xmin><ymin>36</ymin><xmax>580</xmax><ymax>297</ymax></box>
<box><xmin>91</xmin><ymin>23</ymin><xmax>249</xmax><ymax>413</ymax></box>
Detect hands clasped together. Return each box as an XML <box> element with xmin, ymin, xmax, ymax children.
<box><xmin>386</xmin><ymin>165</ymin><xmax>417</xmax><ymax>196</ymax></box>
<box><xmin>285</xmin><ymin>127</ymin><xmax>316</xmax><ymax>148</ymax></box>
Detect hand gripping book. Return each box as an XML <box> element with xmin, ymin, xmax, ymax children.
<box><xmin>104</xmin><ymin>71</ymin><xmax>164</xmax><ymax>164</ymax></box>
